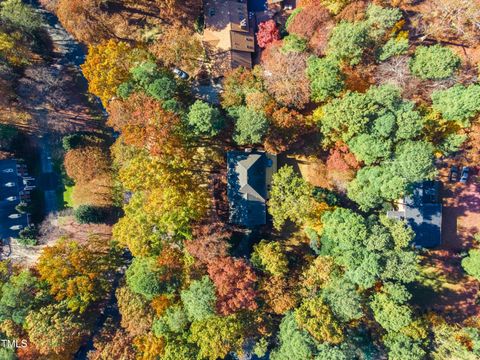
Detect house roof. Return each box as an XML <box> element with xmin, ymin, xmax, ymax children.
<box><xmin>226</xmin><ymin>1</ymin><xmax>250</xmax><ymax>33</ymax></box>
<box><xmin>0</xmin><ymin>159</ymin><xmax>28</xmax><ymax>239</ymax></box>
<box><xmin>227</xmin><ymin>151</ymin><xmax>267</xmax><ymax>227</ymax></box>
<box><xmin>231</xmin><ymin>50</ymin><xmax>253</xmax><ymax>69</ymax></box>
<box><xmin>203</xmin><ymin>0</ymin><xmax>254</xmax><ymax>76</ymax></box>
<box><xmin>387</xmin><ymin>181</ymin><xmax>442</xmax><ymax>248</ymax></box>
<box><xmin>230</xmin><ymin>31</ymin><xmax>255</xmax><ymax>52</ymax></box>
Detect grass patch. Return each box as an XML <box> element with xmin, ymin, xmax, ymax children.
<box><xmin>63</xmin><ymin>185</ymin><xmax>75</xmax><ymax>208</ymax></box>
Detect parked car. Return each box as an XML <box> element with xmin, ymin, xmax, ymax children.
<box><xmin>449</xmin><ymin>166</ymin><xmax>459</xmax><ymax>182</ymax></box>
<box><xmin>460</xmin><ymin>166</ymin><xmax>470</xmax><ymax>183</ymax></box>
<box><xmin>173</xmin><ymin>68</ymin><xmax>189</xmax><ymax>80</ymax></box>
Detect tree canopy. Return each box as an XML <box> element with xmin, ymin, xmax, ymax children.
<box><xmin>409</xmin><ymin>45</ymin><xmax>461</xmax><ymax>80</ymax></box>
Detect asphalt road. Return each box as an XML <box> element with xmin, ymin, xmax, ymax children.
<box><xmin>31</xmin><ymin>3</ymin><xmax>88</xmax><ymax>216</ymax></box>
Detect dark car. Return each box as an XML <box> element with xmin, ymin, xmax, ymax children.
<box><xmin>449</xmin><ymin>166</ymin><xmax>459</xmax><ymax>182</ymax></box>
<box><xmin>460</xmin><ymin>166</ymin><xmax>470</xmax><ymax>183</ymax></box>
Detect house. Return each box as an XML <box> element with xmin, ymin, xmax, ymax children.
<box><xmin>387</xmin><ymin>181</ymin><xmax>442</xmax><ymax>248</ymax></box>
<box><xmin>227</xmin><ymin>150</ymin><xmax>277</xmax><ymax>226</ymax></box>
<box><xmin>0</xmin><ymin>159</ymin><xmax>33</xmax><ymax>240</ymax></box>
<box><xmin>203</xmin><ymin>0</ymin><xmax>256</xmax><ymax>77</ymax></box>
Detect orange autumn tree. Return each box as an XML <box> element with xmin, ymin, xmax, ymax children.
<box><xmin>207</xmin><ymin>257</ymin><xmax>258</xmax><ymax>315</ymax></box>
<box><xmin>150</xmin><ymin>25</ymin><xmax>204</xmax><ymax>73</ymax></box>
<box><xmin>64</xmin><ymin>145</ymin><xmax>113</xmax><ymax>207</ymax></box>
<box><xmin>264</xmin><ymin>107</ymin><xmax>313</xmax><ymax>153</ymax></box>
<box><xmin>57</xmin><ymin>0</ymin><xmax>112</xmax><ymax>44</ymax></box>
<box><xmin>64</xmin><ymin>146</ymin><xmax>110</xmax><ymax>183</ymax></box>
<box><xmin>259</xmin><ymin>275</ymin><xmax>298</xmax><ymax>315</ymax></box>
<box><xmin>108</xmin><ymin>93</ymin><xmax>184</xmax><ymax>158</ymax></box>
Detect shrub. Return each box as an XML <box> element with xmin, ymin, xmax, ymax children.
<box><xmin>0</xmin><ymin>124</ymin><xmax>18</xmax><ymax>149</ymax></box>
<box><xmin>312</xmin><ymin>187</ymin><xmax>339</xmax><ymax>206</ymax></box>
<box><xmin>18</xmin><ymin>225</ymin><xmax>38</xmax><ymax>246</ymax></box>
<box><xmin>62</xmin><ymin>134</ymin><xmax>84</xmax><ymax>151</ymax></box>
<box><xmin>282</xmin><ymin>34</ymin><xmax>308</xmax><ymax>53</ymax></box>
<box><xmin>15</xmin><ymin>202</ymin><xmax>29</xmax><ymax>214</ymax></box>
<box><xmin>409</xmin><ymin>45</ymin><xmax>460</xmax><ymax>80</ymax></box>
<box><xmin>61</xmin><ymin>133</ymin><xmax>102</xmax><ymax>151</ymax></box>
<box><xmin>377</xmin><ymin>37</ymin><xmax>409</xmax><ymax>61</ymax></box>
<box><xmin>74</xmin><ymin>205</ymin><xmax>106</xmax><ymax>224</ymax></box>
<box><xmin>0</xmin><ymin>0</ymin><xmax>43</xmax><ymax>33</ymax></box>
<box><xmin>462</xmin><ymin>249</ymin><xmax>480</xmax><ymax>280</ymax></box>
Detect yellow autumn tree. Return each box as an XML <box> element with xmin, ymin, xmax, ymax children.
<box><xmin>81</xmin><ymin>39</ymin><xmax>149</xmax><ymax>105</ymax></box>
<box><xmin>37</xmin><ymin>236</ymin><xmax>120</xmax><ymax>313</ymax></box>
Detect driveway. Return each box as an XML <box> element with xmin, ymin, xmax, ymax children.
<box><xmin>418</xmin><ymin>166</ymin><xmax>480</xmax><ymax>322</ymax></box>
<box><xmin>441</xmin><ymin>171</ymin><xmax>480</xmax><ymax>249</ymax></box>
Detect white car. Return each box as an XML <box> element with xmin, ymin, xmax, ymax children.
<box><xmin>173</xmin><ymin>68</ymin><xmax>189</xmax><ymax>80</ymax></box>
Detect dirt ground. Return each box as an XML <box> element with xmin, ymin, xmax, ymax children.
<box><xmin>2</xmin><ymin>212</ymin><xmax>112</xmax><ymax>267</ymax></box>
<box><xmin>278</xmin><ymin>153</ymin><xmax>332</xmax><ymax>188</ymax></box>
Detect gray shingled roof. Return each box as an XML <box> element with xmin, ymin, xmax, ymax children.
<box><xmin>227</xmin><ymin>151</ymin><xmax>267</xmax><ymax>227</ymax></box>
<box><xmin>387</xmin><ymin>181</ymin><xmax>442</xmax><ymax>248</ymax></box>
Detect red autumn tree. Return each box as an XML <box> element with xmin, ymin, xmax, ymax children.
<box><xmin>257</xmin><ymin>20</ymin><xmax>280</xmax><ymax>48</ymax></box>
<box><xmin>185</xmin><ymin>222</ymin><xmax>231</xmax><ymax>266</ymax></box>
<box><xmin>287</xmin><ymin>4</ymin><xmax>335</xmax><ymax>56</ymax></box>
<box><xmin>207</xmin><ymin>257</ymin><xmax>258</xmax><ymax>315</ymax></box>
<box><xmin>326</xmin><ymin>142</ymin><xmax>360</xmax><ymax>186</ymax></box>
